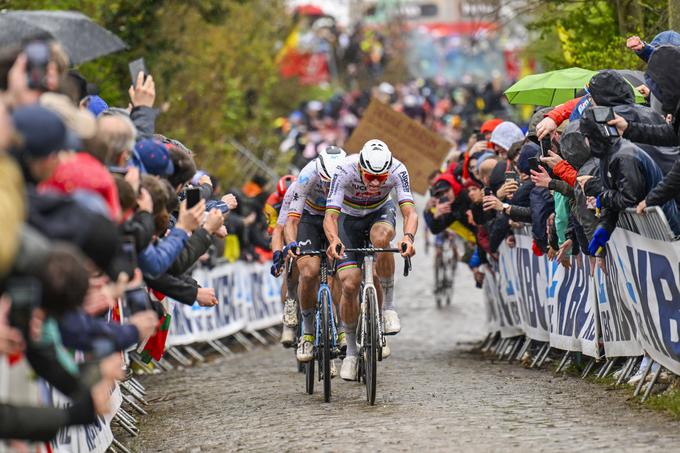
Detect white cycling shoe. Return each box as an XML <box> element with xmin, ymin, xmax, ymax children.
<box><xmin>296</xmin><ymin>335</ymin><xmax>314</xmax><ymax>362</ymax></box>
<box><xmin>340</xmin><ymin>355</ymin><xmax>359</xmax><ymax>381</ymax></box>
<box><xmin>382</xmin><ymin>341</ymin><xmax>391</xmax><ymax>359</ymax></box>
<box><xmin>280</xmin><ymin>325</ymin><xmax>296</xmax><ymax>347</ymax></box>
<box><xmin>383</xmin><ymin>309</ymin><xmax>401</xmax><ymax>335</ymax></box>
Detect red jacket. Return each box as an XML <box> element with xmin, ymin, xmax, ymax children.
<box><xmin>553</xmin><ymin>160</ymin><xmax>577</xmax><ymax>187</ymax></box>
<box><xmin>546</xmin><ymin>97</ymin><xmax>582</xmax><ymax>126</ymax></box>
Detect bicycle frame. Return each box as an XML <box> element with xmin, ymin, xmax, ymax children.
<box><xmin>358</xmin><ymin>255</ymin><xmax>385</xmax><ymax>351</ymax></box>
<box><xmin>314</xmin><ymin>253</ymin><xmax>338</xmax><ymax>351</ymax></box>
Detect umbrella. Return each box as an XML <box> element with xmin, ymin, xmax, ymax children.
<box><xmin>504</xmin><ymin>67</ymin><xmax>596</xmax><ymax>107</ymax></box>
<box><xmin>0</xmin><ymin>10</ymin><xmax>126</xmax><ymax>65</ymax></box>
<box><xmin>505</xmin><ymin>67</ymin><xmax>646</xmax><ymax>106</ymax></box>
<box><xmin>295</xmin><ymin>5</ymin><xmax>325</xmax><ymax>16</ymax></box>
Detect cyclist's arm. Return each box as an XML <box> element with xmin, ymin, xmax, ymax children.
<box><xmin>400</xmin><ymin>203</ymin><xmax>418</xmax><ymax>239</ymax></box>
<box><xmin>271</xmin><ymin>224</ymin><xmax>284</xmax><ymax>251</ymax></box>
<box><xmin>284</xmin><ymin>214</ymin><xmax>300</xmax><ymax>245</ymax></box>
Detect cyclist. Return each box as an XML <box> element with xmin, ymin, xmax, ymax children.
<box><xmin>324</xmin><ymin>139</ymin><xmax>418</xmax><ymax>380</ymax></box>
<box><xmin>266</xmin><ymin>174</ymin><xmax>298</xmax><ymax>346</ymax></box>
<box><xmin>284</xmin><ymin>146</ymin><xmax>347</xmax><ymax>363</ymax></box>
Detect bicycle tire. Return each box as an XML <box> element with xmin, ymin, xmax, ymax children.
<box><xmin>305</xmin><ymin>358</ymin><xmax>315</xmax><ymax>394</ymax></box>
<box><xmin>321</xmin><ymin>291</ymin><xmax>332</xmax><ymax>402</ymax></box>
<box><xmin>434</xmin><ymin>253</ymin><xmax>444</xmax><ymax>308</ymax></box>
<box><xmin>365</xmin><ymin>289</ymin><xmax>378</xmax><ymax>405</ymax></box>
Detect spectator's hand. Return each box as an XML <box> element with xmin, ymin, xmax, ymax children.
<box><xmin>636</xmin><ymin>84</ymin><xmax>650</xmax><ymax>97</ymax></box>
<box><xmin>125</xmin><ymin>166</ymin><xmax>141</xmax><ymax>194</ymax></box>
<box><xmin>197</xmin><ymin>287</ymin><xmax>218</xmax><ymax>307</ymax></box>
<box><xmin>198</xmin><ymin>174</ymin><xmax>212</xmax><ymax>187</ymax></box>
<box><xmin>531</xmin><ymin>165</ymin><xmax>552</xmax><ymax>188</ymax></box>
<box><xmin>636</xmin><ymin>199</ymin><xmax>647</xmax><ymax>215</ymax></box>
<box><xmin>626</xmin><ymin>35</ymin><xmax>644</xmax><ymax>51</ymax></box>
<box><xmin>557</xmin><ymin>239</ymin><xmax>573</xmax><ymax>265</ymax></box>
<box><xmin>466</xmin><ymin>209</ymin><xmax>477</xmax><ymax>226</ymax></box>
<box><xmin>425</xmin><ymin>197</ymin><xmax>437</xmax><ymax>209</ymax></box>
<box><xmin>497</xmin><ymin>180</ymin><xmax>518</xmax><ymax>200</ymax></box>
<box><xmin>203</xmin><ymin>208</ymin><xmax>224</xmax><ymax>235</ymax></box>
<box><xmin>130</xmin><ymin>310</ymin><xmax>159</xmax><ymax>340</ymax></box>
<box><xmin>588</xmin><ymin>227</ymin><xmax>610</xmax><ymax>255</ymax></box>
<box><xmin>576</xmin><ymin>175</ymin><xmax>593</xmax><ymax>191</ymax></box>
<box><xmin>547</xmin><ymin>246</ymin><xmax>558</xmax><ymax>261</ymax></box>
<box><xmin>399</xmin><ymin>236</ymin><xmax>416</xmax><ymax>257</ymax></box>
<box><xmin>506</xmin><ymin>235</ymin><xmax>516</xmax><ymax>248</ymax></box>
<box><xmin>483</xmin><ymin>195</ymin><xmax>503</xmax><ymax>212</ymax></box>
<box><xmin>536</xmin><ymin>116</ymin><xmax>557</xmax><ymax>140</ymax></box>
<box><xmin>222</xmin><ymin>194</ymin><xmax>238</xmax><ymax>210</ymax></box>
<box><xmin>586</xmin><ymin>196</ymin><xmax>597</xmax><ymax>210</ymax></box>
<box><xmin>129</xmin><ymin>72</ymin><xmax>155</xmax><ymax>108</ymax></box>
<box><xmin>7</xmin><ymin>54</ymin><xmax>32</xmax><ymax>107</ymax></box>
<box><xmin>214</xmin><ymin>225</ymin><xmax>228</xmax><ymax>239</ymax></box>
<box><xmin>0</xmin><ymin>297</ymin><xmax>25</xmax><ymax>355</ymax></box>
<box><xmin>433</xmin><ymin>200</ymin><xmax>452</xmax><ymax>218</ymax></box>
<box><xmin>539</xmin><ymin>150</ymin><xmax>562</xmax><ymax>169</ymax></box>
<box><xmin>90</xmin><ymin>380</ymin><xmax>112</xmax><ymax>415</ymax></box>
<box><xmin>137</xmin><ymin>188</ymin><xmax>153</xmax><ymax>213</ymax></box>
<box><xmin>243</xmin><ymin>212</ymin><xmax>257</xmax><ymax>226</ymax></box>
<box><xmin>469</xmin><ymin>140</ymin><xmax>488</xmax><ymax>154</ymax></box>
<box><xmin>608</xmin><ymin>114</ymin><xmax>628</xmax><ymax>136</ymax></box>
<box><xmin>99</xmin><ymin>353</ymin><xmax>125</xmax><ymax>381</ymax></box>
<box><xmin>176</xmin><ymin>199</ymin><xmax>205</xmax><ymax>233</ymax></box>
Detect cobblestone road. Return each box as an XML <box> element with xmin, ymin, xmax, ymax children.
<box><xmin>130</xmin><ymin>235</ymin><xmax>680</xmax><ymax>452</ymax></box>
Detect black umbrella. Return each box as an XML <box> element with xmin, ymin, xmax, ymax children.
<box><xmin>615</xmin><ymin>69</ymin><xmax>645</xmax><ymax>87</ymax></box>
<box><xmin>0</xmin><ymin>10</ymin><xmax>126</xmax><ymax>65</ymax></box>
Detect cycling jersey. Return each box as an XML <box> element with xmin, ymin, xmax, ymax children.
<box><xmin>276</xmin><ymin>182</ymin><xmax>296</xmax><ymax>228</ymax></box>
<box><xmin>264</xmin><ymin>182</ymin><xmax>298</xmax><ymax>233</ymax></box>
<box><xmin>288</xmin><ymin>159</ymin><xmax>329</xmax><ymax>218</ymax></box>
<box><xmin>326</xmin><ymin>154</ymin><xmax>415</xmax><ymax>217</ymax></box>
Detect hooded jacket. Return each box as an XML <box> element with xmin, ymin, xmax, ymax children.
<box><xmin>624</xmin><ymin>46</ymin><xmax>680</xmax><ymax>146</ymax></box>
<box><xmin>645</xmin><ymin>158</ymin><xmax>680</xmax><ymax>207</ymax></box>
<box><xmin>596</xmin><ymin>138</ymin><xmax>680</xmax><ymax>235</ymax></box>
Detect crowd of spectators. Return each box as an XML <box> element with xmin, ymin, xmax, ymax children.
<box><xmin>422</xmin><ymin>30</ymin><xmax>680</xmax><ymax>290</ymax></box>
<box><xmin>0</xmin><ymin>38</ymin><xmax>242</xmax><ymax>445</ymax></box>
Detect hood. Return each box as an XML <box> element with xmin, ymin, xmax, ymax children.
<box><xmin>647</xmin><ymin>45</ymin><xmax>680</xmax><ymax>114</ymax></box>
<box><xmin>588</xmin><ymin>70</ymin><xmax>634</xmax><ymax>106</ymax></box>
<box><xmin>560</xmin><ymin>120</ymin><xmax>590</xmax><ymax>169</ymax></box>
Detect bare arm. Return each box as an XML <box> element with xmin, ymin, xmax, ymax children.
<box><xmin>399</xmin><ymin>203</ymin><xmax>418</xmax><ymax>256</ymax></box>
<box><xmin>283</xmin><ymin>215</ymin><xmax>300</xmax><ymax>246</ymax></box>
<box><xmin>323</xmin><ymin>210</ymin><xmax>343</xmax><ymax>258</ymax></box>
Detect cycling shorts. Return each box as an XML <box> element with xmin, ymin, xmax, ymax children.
<box><xmin>336</xmin><ymin>201</ymin><xmax>397</xmax><ymax>271</ymax></box>
<box><xmin>296</xmin><ymin>212</ymin><xmax>325</xmax><ymax>254</ymax></box>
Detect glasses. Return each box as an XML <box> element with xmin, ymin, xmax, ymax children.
<box><xmin>360</xmin><ymin>167</ymin><xmax>389</xmax><ymax>184</ymax></box>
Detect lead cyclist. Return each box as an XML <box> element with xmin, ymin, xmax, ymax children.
<box><xmin>324</xmin><ymin>139</ymin><xmax>418</xmax><ymax>381</ymax></box>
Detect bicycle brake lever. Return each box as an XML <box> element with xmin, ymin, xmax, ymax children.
<box><xmin>403</xmin><ymin>256</ymin><xmax>411</xmax><ymax>277</ymax></box>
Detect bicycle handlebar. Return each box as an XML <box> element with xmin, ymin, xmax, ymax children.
<box><xmin>337</xmin><ymin>244</ymin><xmax>412</xmax><ymax>277</ymax></box>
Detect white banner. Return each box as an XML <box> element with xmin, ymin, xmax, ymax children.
<box><xmin>167</xmin><ymin>261</ymin><xmax>282</xmax><ymax>346</ymax></box>
<box><xmin>512</xmin><ymin>233</ymin><xmax>551</xmax><ymax>342</ymax></box>
<box><xmin>608</xmin><ymin>229</ymin><xmax>680</xmax><ymax>374</ymax></box>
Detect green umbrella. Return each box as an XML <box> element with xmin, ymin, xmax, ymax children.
<box><xmin>504</xmin><ymin>67</ymin><xmax>596</xmax><ymax>106</ymax></box>
<box><xmin>505</xmin><ymin>67</ymin><xmax>646</xmax><ymax>106</ymax></box>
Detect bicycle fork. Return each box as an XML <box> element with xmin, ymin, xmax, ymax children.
<box><xmin>314</xmin><ymin>284</ymin><xmax>338</xmax><ymax>352</ymax></box>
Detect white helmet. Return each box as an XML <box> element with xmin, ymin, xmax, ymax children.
<box><xmin>359</xmin><ymin>139</ymin><xmax>392</xmax><ymax>175</ymax></box>
<box><xmin>316</xmin><ymin>146</ymin><xmax>347</xmax><ymax>182</ymax></box>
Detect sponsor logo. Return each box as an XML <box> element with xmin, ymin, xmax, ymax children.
<box><xmin>298</xmin><ymin>239</ymin><xmax>312</xmax><ymax>246</ymax></box>
<box><xmin>398</xmin><ymin>170</ymin><xmax>410</xmax><ymax>193</ymax></box>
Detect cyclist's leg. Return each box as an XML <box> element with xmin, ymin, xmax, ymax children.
<box><xmin>335</xmin><ymin>213</ymin><xmax>366</xmax><ymax>380</ymax></box>
<box><xmin>369</xmin><ymin>203</ymin><xmax>400</xmax><ymax>334</ymax></box>
<box><xmin>295</xmin><ymin>213</ymin><xmax>323</xmax><ymax>361</ymax></box>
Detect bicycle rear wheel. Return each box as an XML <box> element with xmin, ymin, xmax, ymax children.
<box><xmin>321</xmin><ymin>291</ymin><xmax>332</xmax><ymax>402</ymax></box>
<box><xmin>365</xmin><ymin>289</ymin><xmax>378</xmax><ymax>405</ymax></box>
<box><xmin>434</xmin><ymin>253</ymin><xmax>444</xmax><ymax>309</ymax></box>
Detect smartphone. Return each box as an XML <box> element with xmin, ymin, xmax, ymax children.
<box><xmin>25</xmin><ymin>40</ymin><xmax>50</xmax><ymax>90</ymax></box>
<box><xmin>124</xmin><ymin>287</ymin><xmax>151</xmax><ymax>315</ymax></box>
<box><xmin>528</xmin><ymin>156</ymin><xmax>540</xmax><ymax>172</ymax></box>
<box><xmin>475</xmin><ymin>132</ymin><xmax>486</xmax><ymax>141</ymax></box>
<box><xmin>185</xmin><ymin>187</ymin><xmax>201</xmax><ymax>209</ymax></box>
<box><xmin>540</xmin><ymin>136</ymin><xmax>552</xmax><ymax>157</ymax></box>
<box><xmin>7</xmin><ymin>277</ymin><xmax>41</xmax><ymax>334</ymax></box>
<box><xmin>128</xmin><ymin>58</ymin><xmax>148</xmax><ymax>85</ymax></box>
<box><xmin>438</xmin><ymin>195</ymin><xmax>450</xmax><ymax>204</ymax></box>
<box><xmin>484</xmin><ymin>187</ymin><xmax>494</xmax><ymax>196</ymax></box>
<box><xmin>505</xmin><ymin>171</ymin><xmax>519</xmax><ymax>183</ymax></box>
<box><xmin>108</xmin><ymin>166</ymin><xmax>128</xmax><ymax>176</ymax></box>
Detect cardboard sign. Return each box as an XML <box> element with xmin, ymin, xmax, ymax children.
<box><xmin>344</xmin><ymin>98</ymin><xmax>452</xmax><ymax>194</ymax></box>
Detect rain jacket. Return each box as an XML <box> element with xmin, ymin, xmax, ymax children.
<box><xmin>646</xmin><ymin>158</ymin><xmax>680</xmax><ymax>207</ymax></box>
<box><xmin>597</xmin><ymin>139</ymin><xmax>680</xmax><ymax>235</ymax></box>
<box><xmin>624</xmin><ymin>46</ymin><xmax>680</xmax><ymax>146</ymax></box>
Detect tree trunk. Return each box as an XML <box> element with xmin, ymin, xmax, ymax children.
<box><xmin>670</xmin><ymin>0</ymin><xmax>680</xmax><ymax>30</ymax></box>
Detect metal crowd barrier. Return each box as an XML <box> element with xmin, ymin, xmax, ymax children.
<box><xmin>617</xmin><ymin>206</ymin><xmax>676</xmax><ymax>242</ymax></box>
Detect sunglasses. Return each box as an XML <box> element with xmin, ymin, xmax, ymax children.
<box><xmin>360</xmin><ymin>167</ymin><xmax>389</xmax><ymax>184</ymax></box>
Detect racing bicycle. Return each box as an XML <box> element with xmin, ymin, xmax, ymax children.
<box><xmin>338</xmin><ymin>242</ymin><xmax>411</xmax><ymax>405</ymax></box>
<box><xmin>295</xmin><ymin>246</ymin><xmax>340</xmax><ymax>402</ymax></box>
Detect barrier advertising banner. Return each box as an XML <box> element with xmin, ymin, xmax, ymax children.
<box><xmin>608</xmin><ymin>229</ymin><xmax>680</xmax><ymax>374</ymax></box>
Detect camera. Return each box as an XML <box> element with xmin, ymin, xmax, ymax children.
<box><xmin>124</xmin><ymin>287</ymin><xmax>151</xmax><ymax>315</ymax></box>
<box><xmin>589</xmin><ymin>106</ymin><xmax>619</xmax><ymax>137</ymax></box>
<box><xmin>24</xmin><ymin>40</ymin><xmax>50</xmax><ymax>91</ymax></box>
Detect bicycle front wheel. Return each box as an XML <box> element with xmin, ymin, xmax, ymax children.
<box><xmin>365</xmin><ymin>289</ymin><xmax>378</xmax><ymax>405</ymax></box>
<box><xmin>321</xmin><ymin>291</ymin><xmax>332</xmax><ymax>402</ymax></box>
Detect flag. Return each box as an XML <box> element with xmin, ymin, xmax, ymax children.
<box><xmin>139</xmin><ymin>313</ymin><xmax>172</xmax><ymax>363</ymax></box>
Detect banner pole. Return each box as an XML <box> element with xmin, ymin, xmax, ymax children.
<box><xmin>555</xmin><ymin>351</ymin><xmax>570</xmax><ymax>373</ymax></box>
<box><xmin>633</xmin><ymin>358</ymin><xmax>654</xmax><ymax>397</ymax></box>
<box><xmin>641</xmin><ymin>365</ymin><xmax>664</xmax><ymax>402</ymax></box>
